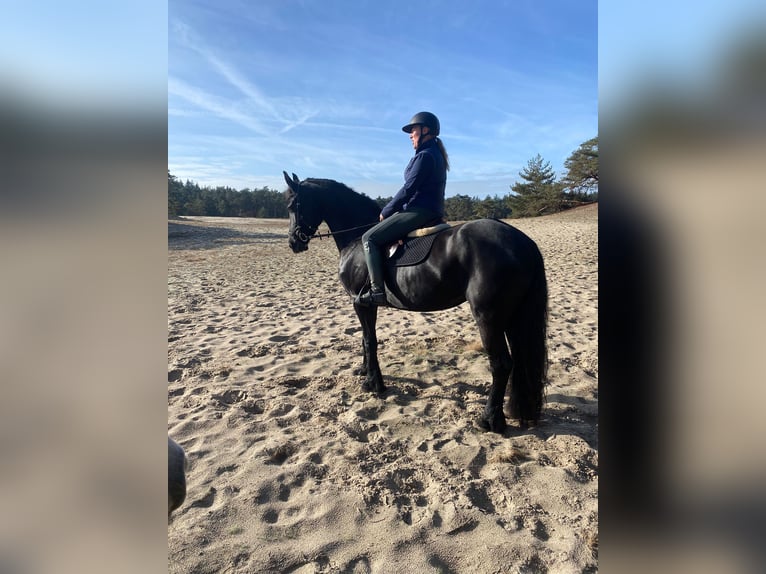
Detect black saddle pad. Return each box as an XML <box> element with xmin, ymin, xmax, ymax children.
<box><xmin>386</xmin><ymin>233</ymin><xmax>442</xmax><ymax>267</ymax></box>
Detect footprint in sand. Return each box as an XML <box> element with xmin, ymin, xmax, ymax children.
<box><xmin>190</xmin><ymin>486</ymin><xmax>216</xmax><ymax>509</ymax></box>
<box><xmin>215</xmin><ymin>463</ymin><xmax>238</xmax><ymax>476</ymax></box>
<box><xmin>268</xmin><ymin>402</ymin><xmax>295</xmax><ymax>417</ymax></box>
<box><xmin>212</xmin><ymin>389</ymin><xmax>248</xmax><ymax>405</ymax></box>
<box><xmin>464</xmin><ymin>482</ymin><xmax>496</xmax><ymax>514</ymax></box>
<box><xmin>343</xmin><ymin>556</ymin><xmax>371</xmax><ymax>574</ymax></box>
<box><xmin>168</xmin><ymin>385</ymin><xmax>185</xmax><ymax>397</ymax></box>
<box><xmin>262</xmin><ymin>508</ymin><xmax>279</xmax><ymax>524</ymax></box>
<box><xmin>264</xmin><ymin>442</ymin><xmax>296</xmax><ymax>465</ymax></box>
<box><xmin>531</xmin><ymin>518</ymin><xmax>550</xmax><ymax>541</ymax></box>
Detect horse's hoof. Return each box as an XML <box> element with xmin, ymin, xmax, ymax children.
<box><xmin>517</xmin><ymin>419</ymin><xmax>539</xmax><ymax>430</ymax></box>
<box><xmin>362</xmin><ymin>376</ymin><xmax>385</xmax><ymax>394</ymax></box>
<box><xmin>476</xmin><ymin>415</ymin><xmax>507</xmax><ymax>434</ymax></box>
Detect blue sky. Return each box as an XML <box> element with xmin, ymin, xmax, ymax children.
<box><xmin>168</xmin><ymin>0</ymin><xmax>597</xmax><ymax>199</ymax></box>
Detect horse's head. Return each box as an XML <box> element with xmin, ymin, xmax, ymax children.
<box><xmin>284</xmin><ymin>171</ymin><xmax>322</xmax><ymax>253</ymax></box>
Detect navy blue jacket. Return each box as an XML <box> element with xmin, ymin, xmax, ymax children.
<box><xmin>381</xmin><ymin>138</ymin><xmax>446</xmax><ymax>218</ymax></box>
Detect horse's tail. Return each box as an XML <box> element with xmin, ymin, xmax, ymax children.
<box><xmin>507</xmin><ymin>249</ymin><xmax>549</xmax><ymax>424</ymax></box>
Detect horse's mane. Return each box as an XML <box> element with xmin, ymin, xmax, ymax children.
<box><xmin>303</xmin><ymin>178</ymin><xmax>381</xmax><ymax>218</ymax></box>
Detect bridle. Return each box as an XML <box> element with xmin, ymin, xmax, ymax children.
<box><xmin>289</xmin><ymin>195</ymin><xmax>318</xmax><ymax>244</ymax></box>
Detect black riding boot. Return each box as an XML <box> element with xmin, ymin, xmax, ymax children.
<box><xmin>355</xmin><ymin>240</ymin><xmax>387</xmax><ymax>306</ymax></box>
<box><xmin>355</xmin><ymin>286</ymin><xmax>387</xmax><ymax>307</ymax></box>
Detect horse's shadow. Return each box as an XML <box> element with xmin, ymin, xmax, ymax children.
<box><xmin>538</xmin><ymin>392</ymin><xmax>598</xmax><ymax>449</ymax></box>
<box><xmin>381</xmin><ymin>374</ymin><xmax>487</xmax><ymax>404</ymax></box>
<box><xmin>363</xmin><ymin>375</ymin><xmax>597</xmax><ymax>447</ymax></box>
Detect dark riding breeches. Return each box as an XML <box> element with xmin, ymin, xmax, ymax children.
<box><xmin>361</xmin><ymin>208</ymin><xmax>437</xmax><ymax>290</ymax></box>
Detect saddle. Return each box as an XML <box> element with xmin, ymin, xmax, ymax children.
<box><xmin>386</xmin><ymin>222</ymin><xmax>451</xmax><ymax>267</ymax></box>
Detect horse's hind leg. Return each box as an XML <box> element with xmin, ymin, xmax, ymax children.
<box><xmin>474</xmin><ymin>317</ymin><xmax>512</xmax><ymax>434</ymax></box>
<box><xmin>353</xmin><ymin>304</ymin><xmax>385</xmax><ymax>394</ymax></box>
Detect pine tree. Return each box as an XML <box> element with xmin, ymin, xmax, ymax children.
<box><xmin>508</xmin><ymin>154</ymin><xmax>563</xmax><ymax>217</ymax></box>
<box><xmin>168</xmin><ymin>171</ymin><xmax>184</xmax><ymax>217</ymax></box>
<box><xmin>562</xmin><ymin>137</ymin><xmax>598</xmax><ymax>201</ymax></box>
<box><xmin>445</xmin><ymin>194</ymin><xmax>475</xmax><ymax>220</ymax></box>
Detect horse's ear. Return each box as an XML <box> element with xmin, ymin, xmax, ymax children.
<box><xmin>283</xmin><ymin>171</ymin><xmax>299</xmax><ymax>193</ymax></box>
<box><xmin>292</xmin><ymin>173</ymin><xmax>300</xmax><ymax>184</ymax></box>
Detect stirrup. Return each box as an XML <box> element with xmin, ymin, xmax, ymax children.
<box><xmin>355</xmin><ymin>287</ymin><xmax>387</xmax><ymax>307</ymax></box>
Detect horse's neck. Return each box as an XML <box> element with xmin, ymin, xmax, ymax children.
<box><xmin>320</xmin><ymin>193</ymin><xmax>378</xmax><ymax>252</ymax></box>
<box><xmin>321</xmin><ymin>210</ymin><xmax>366</xmax><ymax>252</ymax></box>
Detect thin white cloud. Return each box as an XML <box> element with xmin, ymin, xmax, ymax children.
<box><xmin>168</xmin><ymin>76</ymin><xmax>270</xmax><ymax>135</ymax></box>
<box><xmin>278</xmin><ymin>111</ymin><xmax>320</xmax><ymax>134</ymax></box>
<box><xmin>172</xmin><ymin>18</ymin><xmax>323</xmax><ymax>134</ymax></box>
<box><xmin>204</xmin><ymin>52</ymin><xmax>281</xmax><ymax>119</ymax></box>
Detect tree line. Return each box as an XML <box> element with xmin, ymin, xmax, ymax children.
<box><xmin>168</xmin><ymin>176</ymin><xmax>288</xmax><ymax>218</ymax></box>
<box><xmin>169</xmin><ymin>136</ymin><xmax>597</xmax><ymax>220</ymax></box>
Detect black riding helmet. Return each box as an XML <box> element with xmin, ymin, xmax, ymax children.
<box><xmin>401</xmin><ymin>111</ymin><xmax>440</xmax><ymax>136</ymax></box>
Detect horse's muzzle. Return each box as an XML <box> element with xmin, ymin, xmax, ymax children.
<box><xmin>289</xmin><ymin>236</ymin><xmax>309</xmax><ymax>253</ymax></box>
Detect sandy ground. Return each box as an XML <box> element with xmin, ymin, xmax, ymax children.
<box><xmin>168</xmin><ymin>204</ymin><xmax>598</xmax><ymax>573</ymax></box>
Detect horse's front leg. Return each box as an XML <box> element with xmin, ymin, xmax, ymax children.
<box><xmin>353</xmin><ymin>303</ymin><xmax>385</xmax><ymax>394</ymax></box>
<box><xmin>354</xmin><ymin>338</ymin><xmax>369</xmax><ymax>377</ymax></box>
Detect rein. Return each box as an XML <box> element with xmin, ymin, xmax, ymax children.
<box><xmin>309</xmin><ymin>221</ymin><xmax>378</xmax><ymax>241</ymax></box>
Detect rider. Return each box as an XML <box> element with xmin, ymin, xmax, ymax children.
<box><xmin>355</xmin><ymin>111</ymin><xmax>450</xmax><ymax>306</ymax></box>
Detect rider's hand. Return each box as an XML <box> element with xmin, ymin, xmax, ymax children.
<box><xmin>379</xmin><ymin>214</ymin><xmax>384</xmax><ymax>221</ymax></box>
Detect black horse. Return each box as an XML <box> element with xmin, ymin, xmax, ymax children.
<box><xmin>283</xmin><ymin>172</ymin><xmax>548</xmax><ymax>432</ymax></box>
